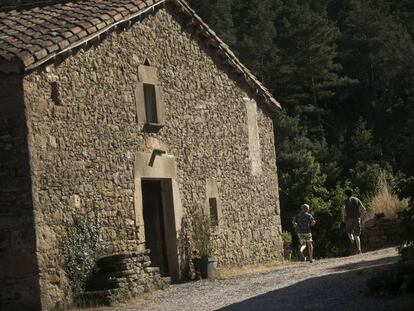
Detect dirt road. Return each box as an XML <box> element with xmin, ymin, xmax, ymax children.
<box><xmin>106</xmin><ymin>248</ymin><xmax>412</xmax><ymax>311</ymax></box>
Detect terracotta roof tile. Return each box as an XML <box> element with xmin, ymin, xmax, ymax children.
<box><xmin>68</xmin><ymin>35</ymin><xmax>79</xmax><ymax>44</ymax></box>
<box><xmin>61</xmin><ymin>31</ymin><xmax>74</xmax><ymax>39</ymax></box>
<box><xmin>95</xmin><ymin>22</ymin><xmax>106</xmax><ymax>30</ymax></box>
<box><xmin>86</xmin><ymin>26</ymin><xmax>97</xmax><ymax>35</ymax></box>
<box><xmin>0</xmin><ymin>0</ymin><xmax>281</xmax><ymax>110</ymax></box>
<box><xmin>46</xmin><ymin>44</ymin><xmax>59</xmax><ymax>53</ymax></box>
<box><xmin>112</xmin><ymin>13</ymin><xmax>124</xmax><ymax>22</ymax></box>
<box><xmin>26</xmin><ymin>44</ymin><xmax>42</xmax><ymax>54</ymax></box>
<box><xmin>58</xmin><ymin>39</ymin><xmax>70</xmax><ymax>50</ymax></box>
<box><xmin>34</xmin><ymin>48</ymin><xmax>48</xmax><ymax>60</ymax></box>
<box><xmin>19</xmin><ymin>50</ymin><xmax>35</xmax><ymax>66</ymax></box>
<box><xmin>77</xmin><ymin>30</ymin><xmax>88</xmax><ymax>40</ymax></box>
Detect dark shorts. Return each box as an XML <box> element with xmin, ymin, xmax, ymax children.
<box><xmin>346</xmin><ymin>218</ymin><xmax>361</xmax><ymax>236</ymax></box>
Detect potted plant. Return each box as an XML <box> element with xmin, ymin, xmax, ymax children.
<box><xmin>191</xmin><ymin>209</ymin><xmax>216</xmax><ymax>279</ymax></box>
<box><xmin>282</xmin><ymin>231</ymin><xmax>293</xmax><ymax>261</ymax></box>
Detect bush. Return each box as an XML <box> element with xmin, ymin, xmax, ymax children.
<box><xmin>190</xmin><ymin>208</ymin><xmax>213</xmax><ymax>258</ymax></box>
<box><xmin>61</xmin><ymin>212</ymin><xmax>101</xmax><ymax>296</ymax></box>
<box><xmin>366</xmin><ymin>172</ymin><xmax>409</xmax><ymax>220</ymax></box>
<box><xmin>282</xmin><ymin>231</ymin><xmax>292</xmax><ymax>247</ymax></box>
<box><xmin>310</xmin><ymin>183</ymin><xmax>351</xmax><ymax>258</ymax></box>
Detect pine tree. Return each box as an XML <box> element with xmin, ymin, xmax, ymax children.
<box><xmin>272</xmin><ymin>0</ymin><xmax>354</xmax><ymax>144</ymax></box>
<box><xmin>274</xmin><ymin>112</ymin><xmax>329</xmax><ymax>228</ymax></box>
<box><xmin>189</xmin><ymin>0</ymin><xmax>236</xmax><ymax>46</ymax></box>
<box><xmin>234</xmin><ymin>0</ymin><xmax>281</xmax><ymax>82</ymax></box>
<box><xmin>387</xmin><ymin>0</ymin><xmax>414</xmax><ymax>38</ymax></box>
<box><xmin>338</xmin><ymin>0</ymin><xmax>414</xmax><ymax>184</ymax></box>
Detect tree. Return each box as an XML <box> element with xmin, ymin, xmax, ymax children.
<box><xmin>190</xmin><ymin>0</ymin><xmax>414</xmax><ymax>257</ymax></box>
<box><xmin>275</xmin><ymin>112</ymin><xmax>328</xmax><ymax>228</ymax></box>
<box><xmin>273</xmin><ymin>1</ymin><xmax>351</xmax><ymax>112</ymax></box>
<box><xmin>387</xmin><ymin>0</ymin><xmax>414</xmax><ymax>38</ymax></box>
<box><xmin>189</xmin><ymin>0</ymin><xmax>236</xmax><ymax>46</ymax></box>
<box><xmin>337</xmin><ymin>0</ymin><xmax>414</xmax><ymax>193</ymax></box>
<box><xmin>234</xmin><ymin>0</ymin><xmax>280</xmax><ymax>82</ymax></box>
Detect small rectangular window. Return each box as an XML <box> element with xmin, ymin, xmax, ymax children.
<box><xmin>209</xmin><ymin>198</ymin><xmax>219</xmax><ymax>227</ymax></box>
<box><xmin>144</xmin><ymin>83</ymin><xmax>158</xmax><ymax>124</ymax></box>
<box><xmin>136</xmin><ymin>65</ymin><xmax>166</xmax><ymax>130</ymax></box>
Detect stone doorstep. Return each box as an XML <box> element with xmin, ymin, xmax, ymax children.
<box><xmin>97</xmin><ymin>249</ymin><xmax>151</xmax><ymax>264</ymax></box>
<box><xmin>98</xmin><ymin>257</ymin><xmax>150</xmax><ymax>266</ymax></box>
<box><xmin>98</xmin><ymin>260</ymin><xmax>152</xmax><ymax>273</ymax></box>
<box><xmin>144</xmin><ymin>267</ymin><xmax>160</xmax><ymax>274</ymax></box>
<box><xmin>97</xmin><ymin>256</ymin><xmax>151</xmax><ymax>268</ymax></box>
<box><xmin>83</xmin><ymin>249</ymin><xmax>170</xmax><ymax>306</ymax></box>
<box><xmin>101</xmin><ymin>268</ymin><xmax>143</xmax><ymax>278</ymax></box>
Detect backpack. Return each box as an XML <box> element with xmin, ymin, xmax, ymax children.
<box><xmin>345</xmin><ymin>197</ymin><xmax>361</xmax><ymax>219</ymax></box>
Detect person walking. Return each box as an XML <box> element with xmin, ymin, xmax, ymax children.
<box><xmin>293</xmin><ymin>204</ymin><xmax>316</xmax><ymax>262</ymax></box>
<box><xmin>342</xmin><ymin>189</ymin><xmax>366</xmax><ymax>254</ymax></box>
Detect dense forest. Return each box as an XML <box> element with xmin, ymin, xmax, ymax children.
<box><xmin>189</xmin><ymin>0</ymin><xmax>414</xmax><ymax>256</ymax></box>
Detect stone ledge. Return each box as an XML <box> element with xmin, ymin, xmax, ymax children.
<box><xmin>83</xmin><ymin>249</ymin><xmax>170</xmax><ymax>306</ymax></box>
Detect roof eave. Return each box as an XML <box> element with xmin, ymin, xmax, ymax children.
<box><xmin>0</xmin><ymin>0</ymin><xmax>282</xmax><ymax>111</ymax></box>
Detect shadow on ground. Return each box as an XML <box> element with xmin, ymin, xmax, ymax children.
<box><xmin>214</xmin><ymin>256</ymin><xmax>413</xmax><ymax>311</ymax></box>
<box><xmin>328</xmin><ymin>254</ymin><xmax>399</xmax><ymax>272</ymax></box>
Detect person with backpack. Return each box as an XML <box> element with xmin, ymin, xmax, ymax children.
<box><xmin>342</xmin><ymin>189</ymin><xmax>366</xmax><ymax>254</ymax></box>
<box><xmin>293</xmin><ymin>204</ymin><xmax>316</xmax><ymax>262</ymax></box>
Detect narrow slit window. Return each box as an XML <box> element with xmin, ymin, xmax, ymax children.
<box><xmin>51</xmin><ymin>82</ymin><xmax>62</xmax><ymax>106</ymax></box>
<box><xmin>209</xmin><ymin>198</ymin><xmax>219</xmax><ymax>227</ymax></box>
<box><xmin>136</xmin><ymin>64</ymin><xmax>165</xmax><ymax>129</ymax></box>
<box><xmin>144</xmin><ymin>83</ymin><xmax>158</xmax><ymax>123</ymax></box>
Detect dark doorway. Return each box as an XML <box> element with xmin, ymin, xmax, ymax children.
<box><xmin>142</xmin><ymin>180</ymin><xmax>169</xmax><ymax>276</ymax></box>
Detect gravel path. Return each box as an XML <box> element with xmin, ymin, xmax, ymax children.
<box><xmin>107</xmin><ymin>248</ymin><xmax>413</xmax><ymax>311</ymax></box>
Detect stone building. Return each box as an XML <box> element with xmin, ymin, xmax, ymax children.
<box><xmin>0</xmin><ymin>0</ymin><xmax>283</xmax><ymax>310</ymax></box>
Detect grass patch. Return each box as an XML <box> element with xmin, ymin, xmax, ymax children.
<box><xmin>366</xmin><ymin>172</ymin><xmax>409</xmax><ymax>220</ymax></box>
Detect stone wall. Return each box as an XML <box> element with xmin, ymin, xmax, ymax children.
<box><xmin>363</xmin><ymin>216</ymin><xmax>401</xmax><ymax>251</ymax></box>
<box><xmin>0</xmin><ymin>75</ymin><xmax>41</xmax><ymax>310</ymax></box>
<box><xmin>84</xmin><ymin>249</ymin><xmax>170</xmax><ymax>305</ymax></box>
<box><xmin>23</xmin><ymin>5</ymin><xmax>282</xmax><ymax>308</ymax></box>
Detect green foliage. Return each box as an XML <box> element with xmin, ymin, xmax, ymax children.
<box><xmin>311</xmin><ymin>183</ymin><xmax>352</xmax><ymax>257</ymax></box>
<box><xmin>191</xmin><ymin>0</ymin><xmax>414</xmax><ymax>257</ymax></box>
<box><xmin>350</xmin><ymin>162</ymin><xmax>384</xmax><ymax>196</ymax></box>
<box><xmin>282</xmin><ymin>231</ymin><xmax>292</xmax><ymax>247</ymax></box>
<box><xmin>61</xmin><ymin>213</ymin><xmax>101</xmax><ymax>296</ymax></box>
<box><xmin>234</xmin><ymin>0</ymin><xmax>280</xmax><ymax>82</ymax></box>
<box><xmin>190</xmin><ymin>208</ymin><xmax>213</xmax><ymax>258</ymax></box>
<box><xmin>189</xmin><ymin>0</ymin><xmax>236</xmax><ymax>46</ymax></box>
<box><xmin>274</xmin><ymin>0</ymin><xmax>353</xmax><ymax>116</ymax></box>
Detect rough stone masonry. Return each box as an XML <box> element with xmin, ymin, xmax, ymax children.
<box><xmin>0</xmin><ymin>1</ymin><xmax>283</xmax><ymax>310</ymax></box>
